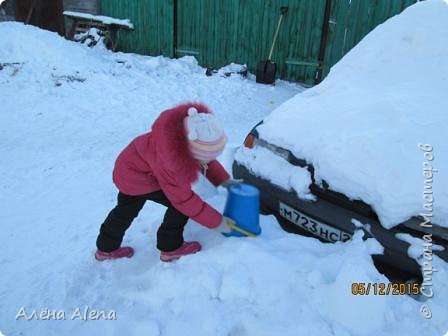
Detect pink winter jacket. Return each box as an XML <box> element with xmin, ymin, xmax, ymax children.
<box><xmin>112</xmin><ymin>103</ymin><xmax>230</xmax><ymax>229</ymax></box>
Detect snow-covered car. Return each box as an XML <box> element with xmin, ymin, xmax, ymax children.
<box><xmin>233</xmin><ymin>1</ymin><xmax>448</xmax><ymax>277</ymax></box>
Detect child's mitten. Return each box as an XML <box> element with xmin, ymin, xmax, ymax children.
<box><xmin>214</xmin><ymin>216</ymin><xmax>234</xmax><ymax>234</ymax></box>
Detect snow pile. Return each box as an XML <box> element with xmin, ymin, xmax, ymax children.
<box><xmin>1</xmin><ymin>21</ymin><xmax>447</xmax><ymax>336</ymax></box>
<box><xmin>396</xmin><ymin>233</ymin><xmax>445</xmax><ymax>259</ymax></box>
<box><xmin>257</xmin><ymin>0</ymin><xmax>448</xmax><ymax>228</ymax></box>
<box><xmin>234</xmin><ymin>146</ymin><xmax>314</xmax><ymax>200</ymax></box>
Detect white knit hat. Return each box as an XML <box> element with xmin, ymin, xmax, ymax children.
<box><xmin>184</xmin><ymin>107</ymin><xmax>227</xmax><ymax>161</ymax></box>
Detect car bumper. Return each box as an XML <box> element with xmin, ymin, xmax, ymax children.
<box><xmin>233</xmin><ymin>161</ymin><xmax>448</xmax><ymax>277</ymax></box>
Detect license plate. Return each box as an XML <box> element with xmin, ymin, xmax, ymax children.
<box><xmin>279</xmin><ymin>201</ymin><xmax>351</xmax><ymax>243</ymax></box>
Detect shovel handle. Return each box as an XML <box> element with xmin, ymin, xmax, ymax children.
<box><xmin>268</xmin><ymin>7</ymin><xmax>289</xmax><ymax>60</ymax></box>
<box><xmin>227</xmin><ymin>222</ymin><xmax>257</xmax><ymax>238</ymax></box>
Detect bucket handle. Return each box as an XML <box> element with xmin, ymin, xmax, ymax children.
<box><xmin>228</xmin><ymin>222</ymin><xmax>257</xmax><ymax>237</ymax></box>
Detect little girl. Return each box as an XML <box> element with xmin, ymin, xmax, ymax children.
<box><xmin>95</xmin><ymin>102</ymin><xmax>241</xmax><ymax>262</ymax></box>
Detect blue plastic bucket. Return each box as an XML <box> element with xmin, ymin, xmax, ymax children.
<box><xmin>223</xmin><ymin>183</ymin><xmax>261</xmax><ymax>237</ymax></box>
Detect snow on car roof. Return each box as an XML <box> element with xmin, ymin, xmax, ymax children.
<box><xmin>258</xmin><ymin>0</ymin><xmax>448</xmax><ymax>229</ymax></box>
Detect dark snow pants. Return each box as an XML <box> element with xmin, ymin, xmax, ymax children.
<box><xmin>96</xmin><ymin>191</ymin><xmax>189</xmax><ymax>253</ymax></box>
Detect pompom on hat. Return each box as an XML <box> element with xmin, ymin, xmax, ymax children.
<box><xmin>184</xmin><ymin>106</ymin><xmax>227</xmax><ymax>162</ymax></box>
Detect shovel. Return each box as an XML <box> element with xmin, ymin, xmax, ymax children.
<box><xmin>256</xmin><ymin>6</ymin><xmax>288</xmax><ymax>84</ymax></box>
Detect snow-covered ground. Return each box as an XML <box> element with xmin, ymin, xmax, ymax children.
<box><xmin>0</xmin><ymin>18</ymin><xmax>447</xmax><ymax>336</ymax></box>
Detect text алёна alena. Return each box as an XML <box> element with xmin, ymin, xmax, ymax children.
<box><xmin>15</xmin><ymin>306</ymin><xmax>117</xmax><ymax>321</ymax></box>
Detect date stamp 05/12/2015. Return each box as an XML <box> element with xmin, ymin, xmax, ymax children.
<box><xmin>351</xmin><ymin>282</ymin><xmax>420</xmax><ymax>296</ymax></box>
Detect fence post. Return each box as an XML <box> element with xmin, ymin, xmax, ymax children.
<box><xmin>315</xmin><ymin>0</ymin><xmax>332</xmax><ymax>84</ymax></box>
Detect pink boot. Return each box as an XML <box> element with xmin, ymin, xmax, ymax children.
<box><xmin>160</xmin><ymin>241</ymin><xmax>202</xmax><ymax>262</ymax></box>
<box><xmin>95</xmin><ymin>246</ymin><xmax>134</xmax><ymax>261</ymax></box>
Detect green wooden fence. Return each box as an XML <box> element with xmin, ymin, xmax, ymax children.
<box><xmin>101</xmin><ymin>0</ymin><xmax>173</xmax><ymax>56</ymax></box>
<box><xmin>101</xmin><ymin>0</ymin><xmax>417</xmax><ymax>85</ymax></box>
<box><xmin>322</xmin><ymin>0</ymin><xmax>417</xmax><ymax>78</ymax></box>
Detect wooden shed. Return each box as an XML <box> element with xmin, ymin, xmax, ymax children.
<box><xmin>63</xmin><ymin>0</ymin><xmax>100</xmax><ymax>14</ymax></box>
<box><xmin>15</xmin><ymin>0</ymin><xmax>65</xmax><ymax>35</ymax></box>
<box><xmin>1</xmin><ymin>0</ymin><xmax>100</xmax><ymax>35</ymax></box>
